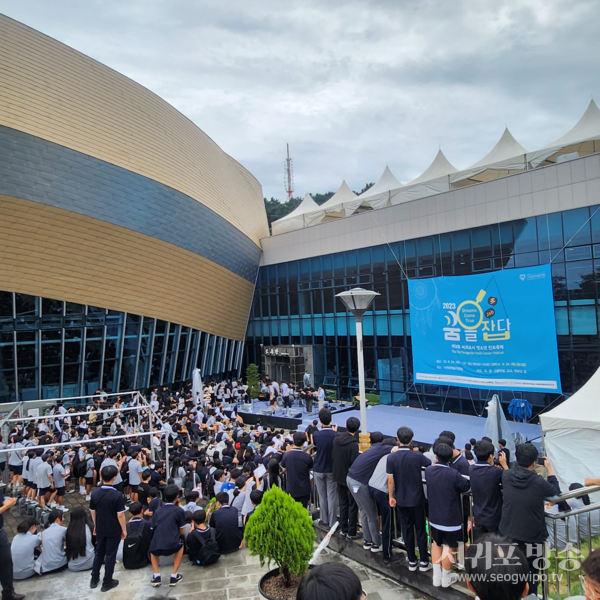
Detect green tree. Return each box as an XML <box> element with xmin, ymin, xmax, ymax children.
<box><xmin>245</xmin><ymin>363</ymin><xmax>261</xmax><ymax>400</ymax></box>
<box><xmin>245</xmin><ymin>486</ymin><xmax>315</xmax><ymax>587</ymax></box>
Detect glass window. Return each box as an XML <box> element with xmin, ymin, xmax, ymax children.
<box><xmin>566</xmin><ymin>260</ymin><xmax>594</xmax><ymax>300</ymax></box>
<box><xmin>287</xmin><ymin>261</ymin><xmax>298</xmax><ymax>284</ymax></box>
<box><xmin>514</xmin><ymin>218</ymin><xmax>537</xmax><ymax>254</ymax></box>
<box><xmin>345</xmin><ymin>251</ymin><xmax>357</xmax><ymax>276</ymax></box>
<box><xmin>299</xmin><ymin>259</ymin><xmax>310</xmax><ymax>281</ymax></box>
<box><xmin>42</xmin><ymin>298</ymin><xmax>64</xmax><ymax>316</ymax></box>
<box><xmin>310</xmin><ymin>257</ymin><xmax>322</xmax><ymax>279</ymax></box>
<box><xmin>471</xmin><ymin>227</ymin><xmax>492</xmax><ymax>259</ymax></box>
<box><xmin>322</xmin><ymin>255</ymin><xmax>332</xmax><ymax>279</ymax></box>
<box><xmin>417</xmin><ymin>238</ymin><xmax>434</xmax><ymax>265</ymax></box>
<box><xmin>15</xmin><ymin>294</ymin><xmax>38</xmax><ymax>318</ymax></box>
<box><xmin>552</xmin><ymin>263</ymin><xmax>567</xmax><ymax>302</ymax></box>
<box><xmin>358</xmin><ymin>249</ymin><xmax>371</xmax><ymax>274</ymax></box>
<box><xmin>563</xmin><ymin>208</ymin><xmax>591</xmax><ymax>247</ymax></box>
<box><xmin>0</xmin><ymin>292</ymin><xmax>12</xmax><ymax>318</ymax></box>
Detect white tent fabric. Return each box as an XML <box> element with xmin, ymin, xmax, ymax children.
<box><xmin>304</xmin><ymin>180</ymin><xmax>359</xmax><ymax>226</ymax></box>
<box><xmin>271</xmin><ymin>193</ymin><xmax>320</xmax><ymax>235</ymax></box>
<box><xmin>540</xmin><ymin>366</ymin><xmax>600</xmax><ymax>492</ymax></box>
<box><xmin>356</xmin><ymin>166</ymin><xmax>403</xmax><ymax>210</ymax></box>
<box><xmin>388</xmin><ymin>149</ymin><xmax>458</xmax><ymax>205</ymax></box>
<box><xmin>191</xmin><ymin>368</ymin><xmax>203</xmax><ymax>403</ymax></box>
<box><xmin>528</xmin><ymin>100</ymin><xmax>600</xmax><ymax>168</ymax></box>
<box><xmin>483</xmin><ymin>394</ymin><xmax>516</xmax><ymax>460</ymax></box>
<box><xmin>451</xmin><ymin>128</ymin><xmax>528</xmax><ymax>184</ymax></box>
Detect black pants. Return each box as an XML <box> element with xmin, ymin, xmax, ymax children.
<box><xmin>92</xmin><ymin>535</ymin><xmax>121</xmax><ymax>584</ymax></box>
<box><xmin>473</xmin><ymin>523</ymin><xmax>498</xmax><ymax>541</ymax></box>
<box><xmin>283</xmin><ymin>397</ymin><xmax>292</xmax><ymax>408</ymax></box>
<box><xmin>337</xmin><ymin>484</ymin><xmax>358</xmax><ymax>536</ymax></box>
<box><xmin>0</xmin><ymin>529</ymin><xmax>15</xmax><ymax>598</ymax></box>
<box><xmin>514</xmin><ymin>539</ymin><xmax>544</xmax><ymax>597</ymax></box>
<box><xmin>397</xmin><ymin>504</ymin><xmax>429</xmax><ymax>563</ymax></box>
<box><xmin>370</xmin><ymin>487</ymin><xmax>393</xmax><ymax>559</ymax></box>
<box><xmin>292</xmin><ymin>495</ymin><xmax>310</xmax><ymax>508</ymax></box>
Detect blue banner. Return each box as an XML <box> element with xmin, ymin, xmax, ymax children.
<box><xmin>408</xmin><ymin>265</ymin><xmax>561</xmax><ymax>392</ymax></box>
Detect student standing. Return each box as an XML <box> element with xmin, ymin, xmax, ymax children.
<box><xmin>281</xmin><ymin>432</ymin><xmax>314</xmax><ymax>508</ymax></box>
<box><xmin>89</xmin><ymin>465</ymin><xmax>127</xmax><ymax>592</ymax></box>
<box><xmin>387</xmin><ymin>427</ymin><xmax>432</xmax><ymax>572</ymax></box>
<box><xmin>424</xmin><ymin>443</ymin><xmax>470</xmax><ymax>588</ymax></box>
<box><xmin>312</xmin><ymin>409</ymin><xmax>338</xmax><ymax>528</ymax></box>
<box><xmin>149</xmin><ymin>484</ymin><xmax>185</xmax><ymax>587</ymax></box>
<box><xmin>332</xmin><ymin>417</ymin><xmax>360</xmax><ymax>539</ymax></box>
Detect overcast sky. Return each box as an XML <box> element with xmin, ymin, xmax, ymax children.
<box><xmin>3</xmin><ymin>0</ymin><xmax>599</xmax><ymax>201</ymax></box>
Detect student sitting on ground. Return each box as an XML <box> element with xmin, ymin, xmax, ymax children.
<box><xmin>11</xmin><ymin>517</ymin><xmax>41</xmax><ymax>580</ymax></box>
<box><xmin>36</xmin><ymin>510</ymin><xmax>68</xmax><ymax>575</ymax></box>
<box><xmin>209</xmin><ymin>491</ymin><xmax>243</xmax><ymax>554</ymax></box>
<box><xmin>123</xmin><ymin>502</ymin><xmax>153</xmax><ymax>570</ymax></box>
<box><xmin>145</xmin><ymin>488</ymin><xmax>162</xmax><ymax>519</ymax></box>
<box><xmin>66</xmin><ymin>507</ymin><xmax>95</xmax><ymax>572</ymax></box>
<box><xmin>187</xmin><ymin>509</ymin><xmax>221</xmax><ymax>566</ymax></box>
<box><xmin>149</xmin><ymin>484</ymin><xmax>186</xmax><ymax>588</ymax></box>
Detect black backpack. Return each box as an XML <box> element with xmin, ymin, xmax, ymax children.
<box><xmin>123</xmin><ymin>522</ymin><xmax>148</xmax><ymax>570</ymax></box>
<box><xmin>192</xmin><ymin>528</ymin><xmax>221</xmax><ymax>566</ymax></box>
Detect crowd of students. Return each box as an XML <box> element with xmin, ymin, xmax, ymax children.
<box><xmin>0</xmin><ymin>378</ymin><xmax>596</xmax><ymax>600</ymax></box>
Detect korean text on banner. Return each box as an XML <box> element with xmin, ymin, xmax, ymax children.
<box><xmin>408</xmin><ymin>265</ymin><xmax>561</xmax><ymax>393</ymax></box>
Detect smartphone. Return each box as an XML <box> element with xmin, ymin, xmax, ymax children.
<box><xmin>536</xmin><ymin>457</ymin><xmax>546</xmax><ymax>466</ymax></box>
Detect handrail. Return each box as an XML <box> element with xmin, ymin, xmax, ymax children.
<box><xmin>545</xmin><ymin>500</ymin><xmax>600</xmax><ymax>519</ymax></box>
<box><xmin>546</xmin><ymin>484</ymin><xmax>600</xmax><ymax>504</ymax></box>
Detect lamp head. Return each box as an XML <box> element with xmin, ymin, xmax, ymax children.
<box><xmin>336</xmin><ymin>287</ymin><xmax>380</xmax><ymax>318</ymax></box>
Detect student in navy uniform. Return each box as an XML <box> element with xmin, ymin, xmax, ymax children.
<box><xmin>312</xmin><ymin>409</ymin><xmax>338</xmax><ymax>528</ymax></box>
<box><xmin>125</xmin><ymin>502</ymin><xmax>152</xmax><ymax>567</ymax></box>
<box><xmin>149</xmin><ymin>484</ymin><xmax>185</xmax><ymax>587</ymax></box>
<box><xmin>424</xmin><ymin>442</ymin><xmax>471</xmax><ymax>588</ymax></box>
<box><xmin>209</xmin><ymin>491</ymin><xmax>243</xmax><ymax>554</ymax></box>
<box><xmin>186</xmin><ymin>509</ymin><xmax>219</xmax><ymax>565</ymax></box>
<box><xmin>347</xmin><ymin>432</ymin><xmax>391</xmax><ymax>553</ymax></box>
<box><xmin>89</xmin><ymin>465</ymin><xmax>127</xmax><ymax>592</ymax></box>
<box><xmin>387</xmin><ymin>427</ymin><xmax>432</xmax><ymax>572</ymax></box>
<box><xmin>469</xmin><ymin>440</ymin><xmax>507</xmax><ymax>539</ymax></box>
<box><xmin>281</xmin><ymin>432</ymin><xmax>313</xmax><ymax>507</ymax></box>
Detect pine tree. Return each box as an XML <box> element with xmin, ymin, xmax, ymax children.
<box><xmin>245</xmin><ymin>486</ymin><xmax>315</xmax><ymax>587</ymax></box>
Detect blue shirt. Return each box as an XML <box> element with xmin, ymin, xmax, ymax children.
<box><xmin>348</xmin><ymin>443</ymin><xmax>393</xmax><ymax>485</ymax></box>
<box><xmin>312</xmin><ymin>428</ymin><xmax>336</xmax><ymax>473</ymax></box>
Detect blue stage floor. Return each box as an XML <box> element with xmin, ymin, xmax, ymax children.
<box><xmin>327</xmin><ymin>405</ymin><xmax>541</xmax><ymax>450</ymax></box>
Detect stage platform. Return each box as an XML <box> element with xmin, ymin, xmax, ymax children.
<box><xmin>328</xmin><ymin>404</ymin><xmax>541</xmax><ymax>450</ymax></box>
<box><xmin>227</xmin><ymin>401</ymin><xmax>540</xmax><ymax>450</ymax></box>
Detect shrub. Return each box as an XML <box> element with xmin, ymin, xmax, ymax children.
<box><xmin>245</xmin><ymin>363</ymin><xmax>261</xmax><ymax>400</ymax></box>
<box><xmin>245</xmin><ymin>486</ymin><xmax>315</xmax><ymax>587</ymax></box>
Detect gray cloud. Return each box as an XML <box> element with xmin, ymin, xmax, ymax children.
<box><xmin>2</xmin><ymin>0</ymin><xmax>599</xmax><ymax>201</ymax></box>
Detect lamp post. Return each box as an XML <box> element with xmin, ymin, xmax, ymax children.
<box><xmin>336</xmin><ymin>287</ymin><xmax>380</xmax><ymax>451</ymax></box>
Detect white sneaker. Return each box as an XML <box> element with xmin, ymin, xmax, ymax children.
<box><xmin>49</xmin><ymin>501</ymin><xmax>57</xmax><ymax>508</ymax></box>
<box><xmin>60</xmin><ymin>506</ymin><xmax>69</xmax><ymax>513</ymax></box>
<box><xmin>419</xmin><ymin>561</ymin><xmax>432</xmax><ymax>572</ymax></box>
<box><xmin>442</xmin><ymin>572</ymin><xmax>459</xmax><ymax>588</ymax></box>
<box><xmin>433</xmin><ymin>568</ymin><xmax>442</xmax><ymax>587</ymax></box>
<box><xmin>85</xmin><ymin>494</ymin><xmax>91</xmax><ymax>501</ymax></box>
<box><xmin>370</xmin><ymin>545</ymin><xmax>383</xmax><ymax>553</ymax></box>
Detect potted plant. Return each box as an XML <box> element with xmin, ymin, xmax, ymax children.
<box><xmin>245</xmin><ymin>363</ymin><xmax>261</xmax><ymax>400</ymax></box>
<box><xmin>245</xmin><ymin>486</ymin><xmax>315</xmax><ymax>599</ymax></box>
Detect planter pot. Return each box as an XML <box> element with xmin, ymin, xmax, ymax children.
<box><xmin>258</xmin><ymin>568</ymin><xmax>285</xmax><ymax>600</ymax></box>
<box><xmin>258</xmin><ymin>565</ymin><xmax>313</xmax><ymax>600</ymax></box>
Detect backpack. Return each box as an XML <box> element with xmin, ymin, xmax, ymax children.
<box><xmin>121</xmin><ymin>457</ymin><xmax>131</xmax><ymax>484</ymax></box>
<box><xmin>123</xmin><ymin>522</ymin><xmax>149</xmax><ymax>569</ymax></box>
<box><xmin>193</xmin><ymin>529</ymin><xmax>221</xmax><ymax>566</ymax></box>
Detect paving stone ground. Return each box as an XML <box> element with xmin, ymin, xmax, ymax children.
<box><xmin>6</xmin><ymin>489</ymin><xmax>428</xmax><ymax>600</ymax></box>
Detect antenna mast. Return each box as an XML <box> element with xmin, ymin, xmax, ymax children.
<box><xmin>284</xmin><ymin>143</ymin><xmax>294</xmax><ymax>200</ymax></box>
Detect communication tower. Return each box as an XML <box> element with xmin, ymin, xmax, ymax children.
<box><xmin>284</xmin><ymin>143</ymin><xmax>294</xmax><ymax>200</ymax></box>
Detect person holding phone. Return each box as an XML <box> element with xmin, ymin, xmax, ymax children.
<box><xmin>499</xmin><ymin>443</ymin><xmax>561</xmax><ymax>597</ymax></box>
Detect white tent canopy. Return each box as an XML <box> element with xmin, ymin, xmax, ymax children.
<box><xmin>304</xmin><ymin>180</ymin><xmax>360</xmax><ymax>226</ymax></box>
<box><xmin>540</xmin><ymin>366</ymin><xmax>600</xmax><ymax>491</ymax></box>
<box><xmin>271</xmin><ymin>193</ymin><xmax>320</xmax><ymax>235</ymax></box>
<box><xmin>388</xmin><ymin>149</ymin><xmax>458</xmax><ymax>205</ymax></box>
<box><xmin>528</xmin><ymin>100</ymin><xmax>600</xmax><ymax>168</ymax></box>
<box><xmin>451</xmin><ymin>128</ymin><xmax>528</xmax><ymax>185</ymax></box>
<box><xmin>356</xmin><ymin>166</ymin><xmax>403</xmax><ymax>210</ymax></box>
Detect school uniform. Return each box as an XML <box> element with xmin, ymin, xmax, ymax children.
<box><xmin>90</xmin><ymin>485</ymin><xmax>126</xmax><ymax>585</ymax></box>
<box><xmin>11</xmin><ymin>532</ymin><xmax>40</xmax><ymax>579</ymax></box>
<box><xmin>469</xmin><ymin>462</ymin><xmax>503</xmax><ymax>536</ymax></box>
<box><xmin>449</xmin><ymin>453</ymin><xmax>470</xmax><ymax>476</ymax></box>
<box><xmin>128</xmin><ymin>459</ymin><xmax>143</xmax><ymax>492</ymax></box>
<box><xmin>37</xmin><ymin>523</ymin><xmax>67</xmax><ymax>574</ymax></box>
<box><xmin>424</xmin><ymin>463</ymin><xmax>471</xmax><ymax>547</ymax></box>
<box><xmin>368</xmin><ymin>455</ymin><xmax>395</xmax><ymax>560</ymax></box>
<box><xmin>52</xmin><ymin>463</ymin><xmax>67</xmax><ymax>497</ymax></box>
<box><xmin>281</xmin><ymin>449</ymin><xmax>313</xmax><ymax>507</ymax></box>
<box><xmin>312</xmin><ymin>428</ymin><xmax>337</xmax><ymax>527</ymax></box>
<box><xmin>35</xmin><ymin>461</ymin><xmax>53</xmax><ymax>496</ymax></box>
<box><xmin>126</xmin><ymin>518</ymin><xmax>152</xmax><ymax>564</ymax></box>
<box><xmin>149</xmin><ymin>503</ymin><xmax>186</xmax><ymax>556</ymax></box>
<box><xmin>209</xmin><ymin>506</ymin><xmax>242</xmax><ymax>554</ymax></box>
<box><xmin>386</xmin><ymin>448</ymin><xmax>431</xmax><ymax>563</ymax></box>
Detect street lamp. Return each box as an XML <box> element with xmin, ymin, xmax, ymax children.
<box><xmin>336</xmin><ymin>287</ymin><xmax>380</xmax><ymax>451</ymax></box>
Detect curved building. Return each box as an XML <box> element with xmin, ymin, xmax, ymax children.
<box><xmin>0</xmin><ymin>15</ymin><xmax>269</xmax><ymax>401</ymax></box>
